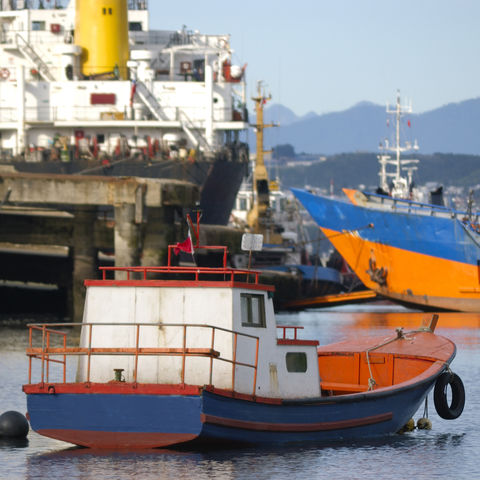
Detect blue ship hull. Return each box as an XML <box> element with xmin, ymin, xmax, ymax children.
<box><xmin>25</xmin><ymin>376</ymin><xmax>437</xmax><ymax>448</ymax></box>
<box><xmin>291</xmin><ymin>188</ymin><xmax>480</xmax><ymax>311</ymax></box>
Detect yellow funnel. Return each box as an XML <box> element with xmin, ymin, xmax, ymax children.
<box><xmin>75</xmin><ymin>0</ymin><xmax>129</xmax><ymax>79</ymax></box>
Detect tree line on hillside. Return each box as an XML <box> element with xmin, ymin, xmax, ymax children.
<box><xmin>271</xmin><ymin>144</ymin><xmax>480</xmax><ymax>193</ymax></box>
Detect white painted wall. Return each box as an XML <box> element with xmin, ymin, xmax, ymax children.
<box><xmin>76</xmin><ymin>284</ymin><xmax>322</xmax><ymax>399</ymax></box>
<box><xmin>77</xmin><ymin>286</ymin><xmax>235</xmax><ymax>388</ymax></box>
<box><xmin>232</xmin><ymin>289</ymin><xmax>321</xmax><ymax>399</ymax></box>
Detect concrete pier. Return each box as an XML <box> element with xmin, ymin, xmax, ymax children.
<box><xmin>0</xmin><ymin>172</ymin><xmax>199</xmax><ymax>321</ymax></box>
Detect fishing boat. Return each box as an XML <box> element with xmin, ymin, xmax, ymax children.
<box><xmin>292</xmin><ymin>187</ymin><xmax>480</xmax><ymax>312</ymax></box>
<box><xmin>0</xmin><ymin>1</ymin><xmax>249</xmax><ymax>224</ymax></box>
<box><xmin>23</xmin><ymin>216</ymin><xmax>464</xmax><ymax>448</ymax></box>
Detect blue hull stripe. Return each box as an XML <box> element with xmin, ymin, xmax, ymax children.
<box><xmin>291</xmin><ymin>188</ymin><xmax>480</xmax><ymax>266</ymax></box>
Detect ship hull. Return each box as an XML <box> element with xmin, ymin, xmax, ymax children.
<box><xmin>25</xmin><ymin>375</ymin><xmax>438</xmax><ymax>449</ymax></box>
<box><xmin>292</xmin><ymin>188</ymin><xmax>480</xmax><ymax>312</ymax></box>
<box><xmin>7</xmin><ymin>147</ymin><xmax>248</xmax><ymax>226</ymax></box>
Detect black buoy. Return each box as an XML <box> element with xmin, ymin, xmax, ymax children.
<box><xmin>0</xmin><ymin>411</ymin><xmax>29</xmax><ymax>438</ymax></box>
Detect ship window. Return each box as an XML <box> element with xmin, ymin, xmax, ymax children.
<box><xmin>286</xmin><ymin>352</ymin><xmax>307</xmax><ymax>373</ymax></box>
<box><xmin>109</xmin><ymin>8</ymin><xmax>113</xmax><ymax>14</ymax></box>
<box><xmin>241</xmin><ymin>293</ymin><xmax>266</xmax><ymax>328</ymax></box>
<box><xmin>238</xmin><ymin>198</ymin><xmax>247</xmax><ymax>210</ymax></box>
<box><xmin>102</xmin><ymin>8</ymin><xmax>106</xmax><ymax>14</ymax></box>
<box><xmin>32</xmin><ymin>21</ymin><xmax>46</xmax><ymax>31</ymax></box>
<box><xmin>129</xmin><ymin>22</ymin><xmax>143</xmax><ymax>31</ymax></box>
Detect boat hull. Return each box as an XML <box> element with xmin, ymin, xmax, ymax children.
<box><xmin>26</xmin><ymin>391</ymin><xmax>203</xmax><ymax>448</ymax></box>
<box><xmin>292</xmin><ymin>188</ymin><xmax>480</xmax><ymax>312</ymax></box>
<box><xmin>25</xmin><ymin>375</ymin><xmax>438</xmax><ymax>449</ymax></box>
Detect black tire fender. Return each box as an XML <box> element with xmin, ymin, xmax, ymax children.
<box><xmin>433</xmin><ymin>372</ymin><xmax>465</xmax><ymax>420</ymax></box>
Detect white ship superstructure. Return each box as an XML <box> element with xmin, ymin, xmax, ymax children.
<box><xmin>0</xmin><ymin>0</ymin><xmax>248</xmax><ymax>162</ymax></box>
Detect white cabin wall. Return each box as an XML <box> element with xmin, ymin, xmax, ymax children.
<box><xmin>77</xmin><ymin>286</ymin><xmax>235</xmax><ymax>388</ymax></box>
<box><xmin>232</xmin><ymin>288</ymin><xmax>321</xmax><ymax>399</ymax></box>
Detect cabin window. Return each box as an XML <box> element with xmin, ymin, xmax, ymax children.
<box><xmin>241</xmin><ymin>293</ymin><xmax>265</xmax><ymax>327</ymax></box>
<box><xmin>286</xmin><ymin>352</ymin><xmax>307</xmax><ymax>373</ymax></box>
<box><xmin>32</xmin><ymin>21</ymin><xmax>46</xmax><ymax>31</ymax></box>
<box><xmin>102</xmin><ymin>8</ymin><xmax>106</xmax><ymax>14</ymax></box>
<box><xmin>109</xmin><ymin>8</ymin><xmax>113</xmax><ymax>14</ymax></box>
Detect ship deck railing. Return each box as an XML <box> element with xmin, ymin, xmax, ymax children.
<box><xmin>363</xmin><ymin>190</ymin><xmax>480</xmax><ymax>221</ymax></box>
<box><xmin>26</xmin><ymin>322</ymin><xmax>261</xmax><ymax>397</ymax></box>
<box><xmin>97</xmin><ymin>265</ymin><xmax>265</xmax><ymax>286</ymax></box>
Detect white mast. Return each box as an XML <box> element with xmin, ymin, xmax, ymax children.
<box><xmin>378</xmin><ymin>90</ymin><xmax>419</xmax><ymax>198</ymax></box>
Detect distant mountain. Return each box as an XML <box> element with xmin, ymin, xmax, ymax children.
<box><xmin>252</xmin><ymin>103</ymin><xmax>321</xmax><ymax>127</ymax></box>
<box><xmin>255</xmin><ymin>98</ymin><xmax>480</xmax><ymax>155</ymax></box>
<box><xmin>261</xmin><ymin>104</ymin><xmax>299</xmax><ymax>126</ymax></box>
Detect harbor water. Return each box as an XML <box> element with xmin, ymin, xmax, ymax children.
<box><xmin>1</xmin><ymin>306</ymin><xmax>479</xmax><ymax>480</ymax></box>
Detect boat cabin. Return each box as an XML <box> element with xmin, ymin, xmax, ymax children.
<box><xmin>76</xmin><ymin>258</ymin><xmax>321</xmax><ymax>400</ymax></box>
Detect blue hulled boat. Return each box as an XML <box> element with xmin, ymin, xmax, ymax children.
<box><xmin>23</xmin><ymin>220</ymin><xmax>464</xmax><ymax>448</ymax></box>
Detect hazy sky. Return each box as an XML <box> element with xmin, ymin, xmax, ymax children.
<box><xmin>150</xmin><ymin>0</ymin><xmax>480</xmax><ymax>116</ymax></box>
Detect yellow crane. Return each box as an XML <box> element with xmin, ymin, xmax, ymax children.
<box><xmin>247</xmin><ymin>82</ymin><xmax>280</xmax><ymax>242</ymax></box>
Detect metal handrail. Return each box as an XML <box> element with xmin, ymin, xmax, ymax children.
<box><xmin>98</xmin><ymin>263</ymin><xmax>262</xmax><ymax>285</ymax></box>
<box><xmin>26</xmin><ymin>322</ymin><xmax>260</xmax><ymax>396</ymax></box>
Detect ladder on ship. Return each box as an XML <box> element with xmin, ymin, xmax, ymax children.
<box><xmin>134</xmin><ymin>80</ymin><xmax>211</xmax><ymax>153</ymax></box>
<box><xmin>16</xmin><ymin>33</ymin><xmax>55</xmax><ymax>82</ymax></box>
<box><xmin>178</xmin><ymin>109</ymin><xmax>211</xmax><ymax>153</ymax></box>
<box><xmin>135</xmin><ymin>80</ymin><xmax>168</xmax><ymax>121</ymax></box>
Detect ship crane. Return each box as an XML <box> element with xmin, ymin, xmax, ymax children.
<box><xmin>247</xmin><ymin>82</ymin><xmax>278</xmax><ymax>242</ymax></box>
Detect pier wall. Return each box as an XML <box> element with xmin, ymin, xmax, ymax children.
<box><xmin>0</xmin><ymin>172</ymin><xmax>199</xmax><ymax>321</ymax></box>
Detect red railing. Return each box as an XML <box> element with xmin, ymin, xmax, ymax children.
<box><xmin>277</xmin><ymin>325</ymin><xmax>304</xmax><ymax>340</ymax></box>
<box><xmin>98</xmin><ymin>265</ymin><xmax>262</xmax><ymax>284</ymax></box>
<box><xmin>26</xmin><ymin>322</ymin><xmax>260</xmax><ymax>396</ymax></box>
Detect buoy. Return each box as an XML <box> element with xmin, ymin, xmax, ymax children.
<box><xmin>397</xmin><ymin>418</ymin><xmax>415</xmax><ymax>434</ymax></box>
<box><xmin>0</xmin><ymin>411</ymin><xmax>29</xmax><ymax>438</ymax></box>
<box><xmin>417</xmin><ymin>417</ymin><xmax>432</xmax><ymax>430</ymax></box>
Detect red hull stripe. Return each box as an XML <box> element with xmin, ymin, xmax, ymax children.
<box><xmin>37</xmin><ymin>429</ymin><xmax>198</xmax><ymax>449</ymax></box>
<box><xmin>200</xmin><ymin>412</ymin><xmax>393</xmax><ymax>432</ymax></box>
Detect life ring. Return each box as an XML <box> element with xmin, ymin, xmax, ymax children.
<box><xmin>433</xmin><ymin>371</ymin><xmax>465</xmax><ymax>420</ymax></box>
<box><xmin>0</xmin><ymin>68</ymin><xmax>10</xmax><ymax>80</ymax></box>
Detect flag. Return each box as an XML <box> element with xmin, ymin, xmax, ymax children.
<box><xmin>174</xmin><ymin>230</ymin><xmax>194</xmax><ymax>255</ymax></box>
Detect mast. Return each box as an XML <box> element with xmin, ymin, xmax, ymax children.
<box><xmin>379</xmin><ymin>90</ymin><xmax>419</xmax><ymax>197</ymax></box>
<box><xmin>247</xmin><ymin>82</ymin><xmax>276</xmax><ymax>237</ymax></box>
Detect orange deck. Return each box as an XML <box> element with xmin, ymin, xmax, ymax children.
<box><xmin>317</xmin><ymin>328</ymin><xmax>455</xmax><ymax>396</ymax></box>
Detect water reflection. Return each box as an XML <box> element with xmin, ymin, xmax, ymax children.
<box><xmin>23</xmin><ymin>431</ymin><xmax>472</xmax><ymax>480</ymax></box>
<box><xmin>0</xmin><ymin>437</ymin><xmax>29</xmax><ymax>449</ymax></box>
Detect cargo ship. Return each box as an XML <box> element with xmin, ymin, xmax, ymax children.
<box><xmin>0</xmin><ymin>0</ymin><xmax>249</xmax><ymax>224</ymax></box>
<box><xmin>292</xmin><ymin>187</ymin><xmax>480</xmax><ymax>312</ymax></box>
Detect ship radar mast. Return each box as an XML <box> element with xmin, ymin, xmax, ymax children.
<box><xmin>247</xmin><ymin>81</ymin><xmax>278</xmax><ymax>239</ymax></box>
<box><xmin>378</xmin><ymin>90</ymin><xmax>419</xmax><ymax>198</ymax></box>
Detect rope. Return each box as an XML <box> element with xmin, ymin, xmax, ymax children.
<box><xmin>365</xmin><ymin>324</ymin><xmax>446</xmax><ymax>391</ymax></box>
<box><xmin>423</xmin><ymin>395</ymin><xmax>429</xmax><ymax>419</ymax></box>
<box><xmin>365</xmin><ymin>327</ymin><xmax>405</xmax><ymax>390</ymax></box>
